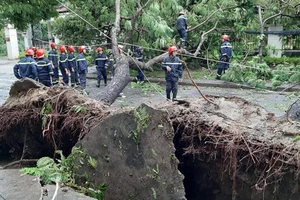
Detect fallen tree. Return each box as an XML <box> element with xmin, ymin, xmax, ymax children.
<box><xmin>1</xmin><ymin>1</ymin><xmax>300</xmax><ymax>199</ymax></box>
<box><xmin>0</xmin><ymin>78</ymin><xmax>300</xmax><ymax>200</ymax></box>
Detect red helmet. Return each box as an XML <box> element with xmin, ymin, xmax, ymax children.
<box><xmin>50</xmin><ymin>43</ymin><xmax>56</xmax><ymax>49</ymax></box>
<box><xmin>68</xmin><ymin>45</ymin><xmax>74</xmax><ymax>52</ymax></box>
<box><xmin>59</xmin><ymin>45</ymin><xmax>66</xmax><ymax>53</ymax></box>
<box><xmin>36</xmin><ymin>49</ymin><xmax>45</xmax><ymax>58</ymax></box>
<box><xmin>31</xmin><ymin>46</ymin><xmax>37</xmax><ymax>52</ymax></box>
<box><xmin>168</xmin><ymin>46</ymin><xmax>178</xmax><ymax>54</ymax></box>
<box><xmin>25</xmin><ymin>49</ymin><xmax>34</xmax><ymax>56</ymax></box>
<box><xmin>78</xmin><ymin>46</ymin><xmax>86</xmax><ymax>53</ymax></box>
<box><xmin>222</xmin><ymin>34</ymin><xmax>229</xmax><ymax>41</ymax></box>
<box><xmin>96</xmin><ymin>47</ymin><xmax>103</xmax><ymax>52</ymax></box>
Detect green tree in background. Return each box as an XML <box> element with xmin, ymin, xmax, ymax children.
<box><xmin>52</xmin><ymin>0</ymin><xmax>181</xmax><ymax>49</ymax></box>
<box><xmin>0</xmin><ymin>0</ymin><xmax>59</xmax><ymax>30</ymax></box>
<box><xmin>0</xmin><ymin>29</ymin><xmax>6</xmax><ymax>56</ymax></box>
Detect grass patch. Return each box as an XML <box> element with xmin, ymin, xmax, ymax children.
<box><xmin>264</xmin><ymin>103</ymin><xmax>289</xmax><ymax>112</ymax></box>
<box><xmin>131</xmin><ymin>82</ymin><xmax>164</xmax><ymax>94</ymax></box>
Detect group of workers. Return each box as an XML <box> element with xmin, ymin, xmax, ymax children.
<box><xmin>13</xmin><ymin>10</ymin><xmax>232</xmax><ymax>101</ymax></box>
<box><xmin>13</xmin><ymin>43</ymin><xmax>88</xmax><ymax>89</ymax></box>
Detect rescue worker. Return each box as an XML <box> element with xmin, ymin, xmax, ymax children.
<box><xmin>133</xmin><ymin>46</ymin><xmax>144</xmax><ymax>83</ymax></box>
<box><xmin>59</xmin><ymin>45</ymin><xmax>70</xmax><ymax>85</ymax></box>
<box><xmin>177</xmin><ymin>10</ymin><xmax>187</xmax><ymax>49</ymax></box>
<box><xmin>48</xmin><ymin>43</ymin><xmax>59</xmax><ymax>85</ymax></box>
<box><xmin>35</xmin><ymin>49</ymin><xmax>54</xmax><ymax>87</ymax></box>
<box><xmin>162</xmin><ymin>46</ymin><xmax>183</xmax><ymax>101</ymax></box>
<box><xmin>67</xmin><ymin>45</ymin><xmax>79</xmax><ymax>87</ymax></box>
<box><xmin>216</xmin><ymin>34</ymin><xmax>232</xmax><ymax>80</ymax></box>
<box><xmin>13</xmin><ymin>48</ymin><xmax>38</xmax><ymax>80</ymax></box>
<box><xmin>77</xmin><ymin>46</ymin><xmax>88</xmax><ymax>89</ymax></box>
<box><xmin>95</xmin><ymin>47</ymin><xmax>108</xmax><ymax>87</ymax></box>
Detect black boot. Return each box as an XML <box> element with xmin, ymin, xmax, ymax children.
<box><xmin>167</xmin><ymin>93</ymin><xmax>171</xmax><ymax>101</ymax></box>
<box><xmin>172</xmin><ymin>93</ymin><xmax>177</xmax><ymax>101</ymax></box>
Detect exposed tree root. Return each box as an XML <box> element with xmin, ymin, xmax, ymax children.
<box><xmin>1</xmin><ymin>159</ymin><xmax>38</xmax><ymax>169</ymax></box>
<box><xmin>0</xmin><ymin>79</ymin><xmax>110</xmax><ymax>159</ymax></box>
<box><xmin>1</xmin><ymin>79</ymin><xmax>300</xmax><ymax>199</ymax></box>
<box><xmin>160</xmin><ymin>97</ymin><xmax>300</xmax><ymax>199</ymax></box>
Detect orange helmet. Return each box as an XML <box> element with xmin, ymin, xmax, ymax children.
<box><xmin>96</xmin><ymin>47</ymin><xmax>103</xmax><ymax>52</ymax></box>
<box><xmin>25</xmin><ymin>48</ymin><xmax>34</xmax><ymax>56</ymax></box>
<box><xmin>68</xmin><ymin>45</ymin><xmax>74</xmax><ymax>52</ymax></box>
<box><xmin>59</xmin><ymin>45</ymin><xmax>66</xmax><ymax>53</ymax></box>
<box><xmin>36</xmin><ymin>49</ymin><xmax>45</xmax><ymax>58</ymax></box>
<box><xmin>222</xmin><ymin>34</ymin><xmax>229</xmax><ymax>41</ymax></box>
<box><xmin>50</xmin><ymin>43</ymin><xmax>56</xmax><ymax>49</ymax></box>
<box><xmin>78</xmin><ymin>46</ymin><xmax>86</xmax><ymax>53</ymax></box>
<box><xmin>168</xmin><ymin>46</ymin><xmax>178</xmax><ymax>54</ymax></box>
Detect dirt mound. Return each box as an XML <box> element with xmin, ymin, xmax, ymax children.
<box><xmin>1</xmin><ymin>79</ymin><xmax>300</xmax><ymax>200</ymax></box>
<box><xmin>0</xmin><ymin>79</ymin><xmax>109</xmax><ymax>159</ymax></box>
<box><xmin>75</xmin><ymin>104</ymin><xmax>185</xmax><ymax>200</ymax></box>
<box><xmin>157</xmin><ymin>97</ymin><xmax>300</xmax><ymax>200</ymax></box>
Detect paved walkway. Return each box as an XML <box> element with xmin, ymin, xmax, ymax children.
<box><xmin>0</xmin><ymin>169</ymin><xmax>96</xmax><ymax>200</ymax></box>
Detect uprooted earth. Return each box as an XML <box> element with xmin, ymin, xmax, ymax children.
<box><xmin>0</xmin><ymin>78</ymin><xmax>300</xmax><ymax>200</ymax></box>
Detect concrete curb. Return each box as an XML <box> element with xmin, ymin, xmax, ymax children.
<box><xmin>86</xmin><ymin>72</ymin><xmax>300</xmax><ymax>92</ymax></box>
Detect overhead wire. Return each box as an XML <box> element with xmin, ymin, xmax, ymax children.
<box><xmin>52</xmin><ymin>0</ymin><xmax>299</xmax><ymax>96</ymax></box>
<box><xmin>56</xmin><ymin>0</ymin><xmax>168</xmax><ymax>99</ymax></box>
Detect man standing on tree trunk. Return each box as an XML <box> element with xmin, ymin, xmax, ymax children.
<box><xmin>77</xmin><ymin>46</ymin><xmax>88</xmax><ymax>89</ymax></box>
<box><xmin>177</xmin><ymin>10</ymin><xmax>187</xmax><ymax>49</ymax></box>
<box><xmin>162</xmin><ymin>46</ymin><xmax>182</xmax><ymax>101</ymax></box>
<box><xmin>216</xmin><ymin>34</ymin><xmax>232</xmax><ymax>80</ymax></box>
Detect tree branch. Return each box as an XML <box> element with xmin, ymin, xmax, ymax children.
<box><xmin>263</xmin><ymin>12</ymin><xmax>282</xmax><ymax>25</ymax></box>
<box><xmin>188</xmin><ymin>9</ymin><xmax>219</xmax><ymax>32</ymax></box>
<box><xmin>193</xmin><ymin>20</ymin><xmax>219</xmax><ymax>57</ymax></box>
<box><xmin>121</xmin><ymin>16</ymin><xmax>132</xmax><ymax>20</ymax></box>
<box><xmin>124</xmin><ymin>0</ymin><xmax>153</xmax><ymax>43</ymax></box>
<box><xmin>188</xmin><ymin>5</ymin><xmax>238</xmax><ymax>32</ymax></box>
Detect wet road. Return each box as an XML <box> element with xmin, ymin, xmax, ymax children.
<box><xmin>86</xmin><ymin>78</ymin><xmax>297</xmax><ymax>117</ymax></box>
<box><xmin>0</xmin><ymin>58</ymin><xmax>298</xmax><ymax>117</ymax></box>
<box><xmin>0</xmin><ymin>59</ymin><xmax>17</xmax><ymax>105</ymax></box>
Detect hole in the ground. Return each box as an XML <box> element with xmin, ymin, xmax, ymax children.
<box><xmin>0</xmin><ymin>142</ymin><xmax>12</xmax><ymax>166</ymax></box>
<box><xmin>173</xmin><ymin>122</ymin><xmax>221</xmax><ymax>200</ymax></box>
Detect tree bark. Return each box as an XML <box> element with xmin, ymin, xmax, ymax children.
<box><xmin>95</xmin><ymin>0</ymin><xmax>131</xmax><ymax>105</ymax></box>
<box><xmin>193</xmin><ymin>21</ymin><xmax>219</xmax><ymax>57</ymax></box>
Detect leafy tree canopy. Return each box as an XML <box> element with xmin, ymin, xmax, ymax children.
<box><xmin>0</xmin><ymin>0</ymin><xmax>59</xmax><ymax>30</ymax></box>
